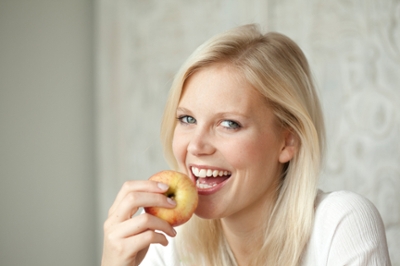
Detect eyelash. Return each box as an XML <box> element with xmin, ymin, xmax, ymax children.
<box><xmin>177</xmin><ymin>115</ymin><xmax>196</xmax><ymax>124</ymax></box>
<box><xmin>221</xmin><ymin>120</ymin><xmax>241</xmax><ymax>130</ymax></box>
<box><xmin>177</xmin><ymin>115</ymin><xmax>241</xmax><ymax>130</ymax></box>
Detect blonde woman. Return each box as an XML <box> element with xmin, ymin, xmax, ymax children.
<box><xmin>102</xmin><ymin>24</ymin><xmax>391</xmax><ymax>266</ymax></box>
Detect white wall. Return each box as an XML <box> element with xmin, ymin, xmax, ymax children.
<box><xmin>0</xmin><ymin>1</ymin><xmax>96</xmax><ymax>265</ymax></box>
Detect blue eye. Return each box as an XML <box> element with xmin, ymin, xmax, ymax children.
<box><xmin>221</xmin><ymin>120</ymin><xmax>241</xmax><ymax>130</ymax></box>
<box><xmin>178</xmin><ymin>115</ymin><xmax>196</xmax><ymax>124</ymax></box>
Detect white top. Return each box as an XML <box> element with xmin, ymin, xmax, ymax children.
<box><xmin>140</xmin><ymin>190</ymin><xmax>392</xmax><ymax>265</ymax></box>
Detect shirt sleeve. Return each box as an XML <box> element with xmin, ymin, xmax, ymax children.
<box><xmin>305</xmin><ymin>190</ymin><xmax>392</xmax><ymax>266</ymax></box>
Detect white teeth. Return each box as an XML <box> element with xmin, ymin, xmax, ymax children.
<box><xmin>196</xmin><ymin>179</ymin><xmax>217</xmax><ymax>188</ymax></box>
<box><xmin>199</xmin><ymin>169</ymin><xmax>207</xmax><ymax>178</ymax></box>
<box><xmin>191</xmin><ymin>167</ymin><xmax>231</xmax><ymax>178</ymax></box>
<box><xmin>192</xmin><ymin>167</ymin><xmax>199</xmax><ymax>176</ymax></box>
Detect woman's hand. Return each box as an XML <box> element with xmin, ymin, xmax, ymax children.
<box><xmin>101</xmin><ymin>180</ymin><xmax>177</xmax><ymax>266</ymax></box>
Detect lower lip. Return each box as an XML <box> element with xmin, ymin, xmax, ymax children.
<box><xmin>192</xmin><ymin>175</ymin><xmax>230</xmax><ymax>196</ymax></box>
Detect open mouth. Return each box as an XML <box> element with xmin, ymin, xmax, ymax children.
<box><xmin>191</xmin><ymin>166</ymin><xmax>231</xmax><ymax>189</ymax></box>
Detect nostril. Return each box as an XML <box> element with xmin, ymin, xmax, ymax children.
<box><xmin>187</xmin><ymin>130</ymin><xmax>216</xmax><ymax>156</ymax></box>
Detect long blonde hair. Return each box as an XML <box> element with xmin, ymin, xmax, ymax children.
<box><xmin>160</xmin><ymin>24</ymin><xmax>325</xmax><ymax>266</ymax></box>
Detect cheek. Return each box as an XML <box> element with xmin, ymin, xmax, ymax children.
<box><xmin>231</xmin><ymin>136</ymin><xmax>281</xmax><ymax>169</ymax></box>
<box><xmin>218</xmin><ymin>140</ymin><xmax>260</xmax><ymax>170</ymax></box>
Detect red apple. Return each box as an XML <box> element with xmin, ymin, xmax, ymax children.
<box><xmin>144</xmin><ymin>170</ymin><xmax>198</xmax><ymax>227</ymax></box>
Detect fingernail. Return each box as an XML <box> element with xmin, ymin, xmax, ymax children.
<box><xmin>167</xmin><ymin>197</ymin><xmax>176</xmax><ymax>206</ymax></box>
<box><xmin>157</xmin><ymin>182</ymin><xmax>169</xmax><ymax>191</ymax></box>
<box><xmin>172</xmin><ymin>228</ymin><xmax>177</xmax><ymax>236</ymax></box>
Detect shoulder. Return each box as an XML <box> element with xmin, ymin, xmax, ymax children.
<box><xmin>314</xmin><ymin>190</ymin><xmax>381</xmax><ymax>223</ymax></box>
<box><xmin>302</xmin><ymin>190</ymin><xmax>392</xmax><ymax>266</ymax></box>
<box><xmin>312</xmin><ymin>190</ymin><xmax>386</xmax><ymax>243</ymax></box>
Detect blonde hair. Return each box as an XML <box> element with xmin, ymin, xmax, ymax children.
<box><xmin>160</xmin><ymin>24</ymin><xmax>325</xmax><ymax>266</ymax></box>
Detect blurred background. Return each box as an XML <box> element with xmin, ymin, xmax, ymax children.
<box><xmin>1</xmin><ymin>0</ymin><xmax>399</xmax><ymax>265</ymax></box>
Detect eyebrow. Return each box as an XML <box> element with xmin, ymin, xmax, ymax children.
<box><xmin>176</xmin><ymin>107</ymin><xmax>190</xmax><ymax>113</ymax></box>
<box><xmin>176</xmin><ymin>106</ymin><xmax>250</xmax><ymax>119</ymax></box>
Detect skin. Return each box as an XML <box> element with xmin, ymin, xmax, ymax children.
<box><xmin>101</xmin><ymin>180</ymin><xmax>177</xmax><ymax>266</ymax></box>
<box><xmin>101</xmin><ymin>62</ymin><xmax>297</xmax><ymax>266</ymax></box>
<box><xmin>172</xmin><ymin>63</ymin><xmax>297</xmax><ymax>265</ymax></box>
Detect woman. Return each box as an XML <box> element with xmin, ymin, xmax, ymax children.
<box><xmin>102</xmin><ymin>24</ymin><xmax>391</xmax><ymax>266</ymax></box>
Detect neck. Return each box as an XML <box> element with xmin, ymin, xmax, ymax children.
<box><xmin>221</xmin><ymin>193</ymin><xmax>276</xmax><ymax>266</ymax></box>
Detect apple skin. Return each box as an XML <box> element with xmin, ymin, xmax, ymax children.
<box><xmin>144</xmin><ymin>170</ymin><xmax>198</xmax><ymax>227</ymax></box>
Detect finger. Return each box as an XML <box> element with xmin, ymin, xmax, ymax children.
<box><xmin>109</xmin><ymin>191</ymin><xmax>176</xmax><ymax>224</ymax></box>
<box><xmin>125</xmin><ymin>230</ymin><xmax>170</xmax><ymax>252</ymax></box>
<box><xmin>109</xmin><ymin>180</ymin><xmax>169</xmax><ymax>216</ymax></box>
<box><xmin>111</xmin><ymin>213</ymin><xmax>176</xmax><ymax>239</ymax></box>
<box><xmin>102</xmin><ymin>229</ymin><xmax>169</xmax><ymax>265</ymax></box>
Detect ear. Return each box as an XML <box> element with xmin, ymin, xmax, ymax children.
<box><xmin>279</xmin><ymin>130</ymin><xmax>298</xmax><ymax>163</ymax></box>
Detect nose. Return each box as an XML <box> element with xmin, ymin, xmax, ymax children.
<box><xmin>187</xmin><ymin>128</ymin><xmax>216</xmax><ymax>156</ymax></box>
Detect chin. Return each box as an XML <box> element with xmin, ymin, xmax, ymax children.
<box><xmin>194</xmin><ymin>199</ymin><xmax>225</xmax><ymax>220</ymax></box>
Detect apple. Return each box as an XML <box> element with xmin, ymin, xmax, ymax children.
<box><xmin>144</xmin><ymin>170</ymin><xmax>198</xmax><ymax>227</ymax></box>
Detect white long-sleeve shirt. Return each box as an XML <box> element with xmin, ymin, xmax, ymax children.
<box><xmin>140</xmin><ymin>190</ymin><xmax>392</xmax><ymax>265</ymax></box>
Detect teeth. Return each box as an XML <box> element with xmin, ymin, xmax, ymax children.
<box><xmin>199</xmin><ymin>169</ymin><xmax>207</xmax><ymax>178</ymax></box>
<box><xmin>206</xmin><ymin>169</ymin><xmax>213</xmax><ymax>177</ymax></box>
<box><xmin>196</xmin><ymin>179</ymin><xmax>218</xmax><ymax>188</ymax></box>
<box><xmin>192</xmin><ymin>167</ymin><xmax>199</xmax><ymax>176</ymax></box>
<box><xmin>191</xmin><ymin>167</ymin><xmax>231</xmax><ymax>178</ymax></box>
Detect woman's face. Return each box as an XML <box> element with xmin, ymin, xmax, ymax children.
<box><xmin>172</xmin><ymin>63</ymin><xmax>294</xmax><ymax>220</ymax></box>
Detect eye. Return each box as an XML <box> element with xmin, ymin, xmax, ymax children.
<box><xmin>177</xmin><ymin>115</ymin><xmax>196</xmax><ymax>124</ymax></box>
<box><xmin>220</xmin><ymin>120</ymin><xmax>241</xmax><ymax>130</ymax></box>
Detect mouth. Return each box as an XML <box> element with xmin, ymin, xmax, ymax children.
<box><xmin>190</xmin><ymin>166</ymin><xmax>231</xmax><ymax>191</ymax></box>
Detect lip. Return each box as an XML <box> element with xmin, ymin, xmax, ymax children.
<box><xmin>188</xmin><ymin>164</ymin><xmax>231</xmax><ymax>196</ymax></box>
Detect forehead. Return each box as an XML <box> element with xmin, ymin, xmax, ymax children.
<box><xmin>179</xmin><ymin>64</ymin><xmax>268</xmax><ymax>112</ymax></box>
